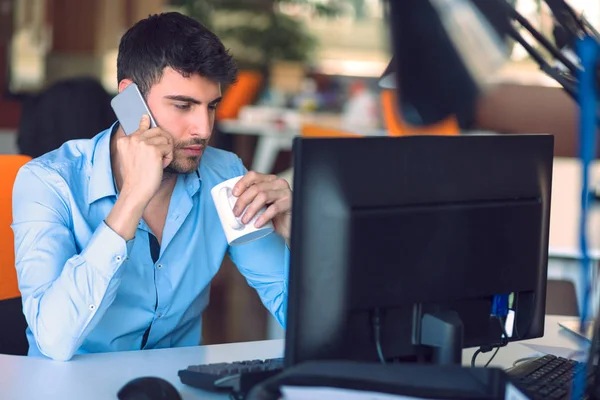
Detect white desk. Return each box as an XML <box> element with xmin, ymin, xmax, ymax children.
<box><xmin>0</xmin><ymin>315</ymin><xmax>587</xmax><ymax>400</ymax></box>
<box><xmin>464</xmin><ymin>315</ymin><xmax>587</xmax><ymax>369</ymax></box>
<box><xmin>218</xmin><ymin>117</ymin><xmax>385</xmax><ymax>174</ymax></box>
<box><xmin>0</xmin><ymin>340</ymin><xmax>283</xmax><ymax>400</ymax></box>
<box><xmin>218</xmin><ymin>119</ymin><xmax>297</xmax><ymax>174</ymax></box>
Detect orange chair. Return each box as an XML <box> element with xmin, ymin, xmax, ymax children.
<box><xmin>216</xmin><ymin>70</ymin><xmax>263</xmax><ymax>121</ymax></box>
<box><xmin>381</xmin><ymin>89</ymin><xmax>459</xmax><ymax>136</ymax></box>
<box><xmin>301</xmin><ymin>90</ymin><xmax>459</xmax><ymax>140</ymax></box>
<box><xmin>300</xmin><ymin>124</ymin><xmax>365</xmax><ymax>138</ymax></box>
<box><xmin>0</xmin><ymin>154</ymin><xmax>31</xmax><ymax>355</ymax></box>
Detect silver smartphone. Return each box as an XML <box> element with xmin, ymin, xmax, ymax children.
<box><xmin>110</xmin><ymin>83</ymin><xmax>158</xmax><ymax>135</ymax></box>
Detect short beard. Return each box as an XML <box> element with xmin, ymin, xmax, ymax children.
<box><xmin>163</xmin><ymin>137</ymin><xmax>208</xmax><ymax>174</ymax></box>
<box><xmin>164</xmin><ymin>156</ymin><xmax>201</xmax><ymax>174</ymax></box>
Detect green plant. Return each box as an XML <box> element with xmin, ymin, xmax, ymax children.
<box><xmin>172</xmin><ymin>0</ymin><xmax>345</xmax><ymax>68</ymax></box>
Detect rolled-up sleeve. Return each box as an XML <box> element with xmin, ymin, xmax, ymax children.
<box><xmin>12</xmin><ymin>164</ymin><xmax>132</xmax><ymax>361</ymax></box>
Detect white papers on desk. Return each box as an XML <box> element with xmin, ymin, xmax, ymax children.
<box><xmin>522</xmin><ymin>343</ymin><xmax>587</xmax><ymax>362</ymax></box>
<box><xmin>281</xmin><ymin>384</ymin><xmax>529</xmax><ymax>400</ymax></box>
<box><xmin>280</xmin><ymin>386</ymin><xmax>441</xmax><ymax>400</ymax></box>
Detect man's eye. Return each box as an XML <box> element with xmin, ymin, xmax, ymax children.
<box><xmin>175</xmin><ymin>103</ymin><xmax>191</xmax><ymax>111</ymax></box>
<box><xmin>208</xmin><ymin>104</ymin><xmax>218</xmax><ymax>111</ymax></box>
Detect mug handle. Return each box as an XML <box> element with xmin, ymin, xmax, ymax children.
<box><xmin>219</xmin><ymin>187</ymin><xmax>245</xmax><ymax>230</ymax></box>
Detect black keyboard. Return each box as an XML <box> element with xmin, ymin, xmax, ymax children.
<box><xmin>507</xmin><ymin>354</ymin><xmax>591</xmax><ymax>399</ymax></box>
<box><xmin>178</xmin><ymin>357</ymin><xmax>284</xmax><ymax>396</ymax></box>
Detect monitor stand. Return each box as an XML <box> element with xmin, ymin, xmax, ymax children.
<box><xmin>413</xmin><ymin>309</ymin><xmax>464</xmax><ymax>365</ymax></box>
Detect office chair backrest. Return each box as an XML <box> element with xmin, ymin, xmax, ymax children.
<box><xmin>0</xmin><ymin>154</ymin><xmax>31</xmax><ymax>355</ymax></box>
<box><xmin>216</xmin><ymin>70</ymin><xmax>263</xmax><ymax>121</ymax></box>
<box><xmin>381</xmin><ymin>89</ymin><xmax>460</xmax><ymax>136</ymax></box>
<box><xmin>0</xmin><ymin>154</ymin><xmax>31</xmax><ymax>301</ymax></box>
<box><xmin>17</xmin><ymin>77</ymin><xmax>115</xmax><ymax>158</ymax></box>
<box><xmin>546</xmin><ymin>279</ymin><xmax>579</xmax><ymax>317</ymax></box>
<box><xmin>300</xmin><ymin>124</ymin><xmax>364</xmax><ymax>138</ymax></box>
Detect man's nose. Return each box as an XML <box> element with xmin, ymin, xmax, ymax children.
<box><xmin>189</xmin><ymin>108</ymin><xmax>212</xmax><ymax>138</ymax></box>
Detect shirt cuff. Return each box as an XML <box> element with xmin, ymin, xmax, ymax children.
<box><xmin>80</xmin><ymin>221</ymin><xmax>131</xmax><ymax>277</ymax></box>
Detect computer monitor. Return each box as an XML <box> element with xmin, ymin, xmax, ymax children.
<box><xmin>284</xmin><ymin>134</ymin><xmax>553</xmax><ymax>367</ymax></box>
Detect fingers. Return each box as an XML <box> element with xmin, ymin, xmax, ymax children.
<box><xmin>131</xmin><ymin>114</ymin><xmax>151</xmax><ymax>136</ymax></box>
<box><xmin>141</xmin><ymin>127</ymin><xmax>172</xmax><ymax>142</ymax></box>
<box><xmin>139</xmin><ymin>114</ymin><xmax>151</xmax><ymax>131</ymax></box>
<box><xmin>237</xmin><ymin>188</ymin><xmax>278</xmax><ymax>224</ymax></box>
<box><xmin>130</xmin><ymin>115</ymin><xmax>169</xmax><ymax>141</ymax></box>
<box><xmin>129</xmin><ymin>129</ymin><xmax>173</xmax><ymax>168</ymax></box>
<box><xmin>233</xmin><ymin>171</ymin><xmax>278</xmax><ymax>196</ymax></box>
<box><xmin>128</xmin><ymin>125</ymin><xmax>173</xmax><ymax>148</ymax></box>
<box><xmin>233</xmin><ymin>178</ymin><xmax>290</xmax><ymax>217</ymax></box>
<box><xmin>160</xmin><ymin>145</ymin><xmax>174</xmax><ymax>168</ymax></box>
<box><xmin>144</xmin><ymin>134</ymin><xmax>171</xmax><ymax>147</ymax></box>
<box><xmin>147</xmin><ymin>138</ymin><xmax>174</xmax><ymax>168</ymax></box>
<box><xmin>255</xmin><ymin>195</ymin><xmax>292</xmax><ymax>228</ymax></box>
<box><xmin>235</xmin><ymin>187</ymin><xmax>292</xmax><ymax>225</ymax></box>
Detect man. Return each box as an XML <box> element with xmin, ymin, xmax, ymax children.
<box><xmin>11</xmin><ymin>12</ymin><xmax>292</xmax><ymax>361</ymax></box>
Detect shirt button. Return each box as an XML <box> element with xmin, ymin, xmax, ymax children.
<box><xmin>157</xmin><ymin>264</ymin><xmax>163</xmax><ymax>269</ymax></box>
<box><xmin>115</xmin><ymin>255</ymin><xmax>122</xmax><ymax>262</ymax></box>
<box><xmin>157</xmin><ymin>313</ymin><xmax>162</xmax><ymax>318</ymax></box>
<box><xmin>89</xmin><ymin>304</ymin><xmax>96</xmax><ymax>311</ymax></box>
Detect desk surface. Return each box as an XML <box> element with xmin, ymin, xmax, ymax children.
<box><xmin>218</xmin><ymin>117</ymin><xmax>386</xmax><ymax>138</ymax></box>
<box><xmin>0</xmin><ymin>315</ymin><xmax>589</xmax><ymax>400</ymax></box>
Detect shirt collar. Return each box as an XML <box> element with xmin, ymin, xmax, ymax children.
<box><xmin>87</xmin><ymin>122</ymin><xmax>203</xmax><ymax>204</ymax></box>
<box><xmin>184</xmin><ymin>169</ymin><xmax>202</xmax><ymax>198</ymax></box>
<box><xmin>88</xmin><ymin>122</ymin><xmax>119</xmax><ymax>204</ymax></box>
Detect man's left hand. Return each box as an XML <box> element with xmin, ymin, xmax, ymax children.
<box><xmin>232</xmin><ymin>171</ymin><xmax>292</xmax><ymax>246</ymax></box>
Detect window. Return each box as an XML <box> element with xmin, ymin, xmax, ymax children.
<box><xmin>496</xmin><ymin>0</ymin><xmax>600</xmax><ymax>86</ymax></box>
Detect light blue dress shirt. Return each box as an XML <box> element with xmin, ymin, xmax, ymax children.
<box><xmin>11</xmin><ymin>124</ymin><xmax>289</xmax><ymax>361</ymax></box>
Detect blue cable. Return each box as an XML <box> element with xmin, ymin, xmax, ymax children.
<box><xmin>573</xmin><ymin>35</ymin><xmax>599</xmax><ymax>400</ymax></box>
<box><xmin>577</xmin><ymin>36</ymin><xmax>598</xmax><ymax>337</ymax></box>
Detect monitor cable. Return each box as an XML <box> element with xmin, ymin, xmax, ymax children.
<box><xmin>372</xmin><ymin>308</ymin><xmax>386</xmax><ymax>364</ymax></box>
<box><xmin>471</xmin><ymin>316</ymin><xmax>509</xmax><ymax>368</ymax></box>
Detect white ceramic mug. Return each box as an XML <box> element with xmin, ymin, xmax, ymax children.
<box><xmin>211</xmin><ymin>176</ymin><xmax>275</xmax><ymax>246</ymax></box>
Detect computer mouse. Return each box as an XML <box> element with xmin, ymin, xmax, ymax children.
<box><xmin>117</xmin><ymin>376</ymin><xmax>182</xmax><ymax>400</ymax></box>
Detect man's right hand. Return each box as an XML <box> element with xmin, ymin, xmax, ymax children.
<box><xmin>105</xmin><ymin>115</ymin><xmax>174</xmax><ymax>241</ymax></box>
<box><xmin>115</xmin><ymin>115</ymin><xmax>174</xmax><ymax>204</ymax></box>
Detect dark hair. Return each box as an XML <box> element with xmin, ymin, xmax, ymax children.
<box><xmin>117</xmin><ymin>12</ymin><xmax>238</xmax><ymax>96</ymax></box>
<box><xmin>17</xmin><ymin>77</ymin><xmax>116</xmax><ymax>158</ymax></box>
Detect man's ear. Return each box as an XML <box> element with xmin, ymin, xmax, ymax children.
<box><xmin>118</xmin><ymin>79</ymin><xmax>134</xmax><ymax>93</ymax></box>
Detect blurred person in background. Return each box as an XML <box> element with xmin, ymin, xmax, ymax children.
<box><xmin>17</xmin><ymin>77</ymin><xmax>116</xmax><ymax>158</ymax></box>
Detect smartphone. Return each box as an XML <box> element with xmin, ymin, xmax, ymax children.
<box><xmin>110</xmin><ymin>83</ymin><xmax>158</xmax><ymax>135</ymax></box>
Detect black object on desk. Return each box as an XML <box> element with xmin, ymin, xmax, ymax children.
<box><xmin>507</xmin><ymin>354</ymin><xmax>587</xmax><ymax>400</ymax></box>
<box><xmin>177</xmin><ymin>358</ymin><xmax>284</xmax><ymax>394</ymax></box>
<box><xmin>245</xmin><ymin>360</ymin><xmax>520</xmax><ymax>400</ymax></box>
<box><xmin>118</xmin><ymin>376</ymin><xmax>182</xmax><ymax>400</ymax></box>
<box><xmin>286</xmin><ymin>134</ymin><xmax>553</xmax><ymax>368</ymax></box>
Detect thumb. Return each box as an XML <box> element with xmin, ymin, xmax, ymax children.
<box><xmin>135</xmin><ymin>115</ymin><xmax>151</xmax><ymax>135</ymax></box>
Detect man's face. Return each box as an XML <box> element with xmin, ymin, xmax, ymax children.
<box><xmin>145</xmin><ymin>67</ymin><xmax>222</xmax><ymax>174</ymax></box>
